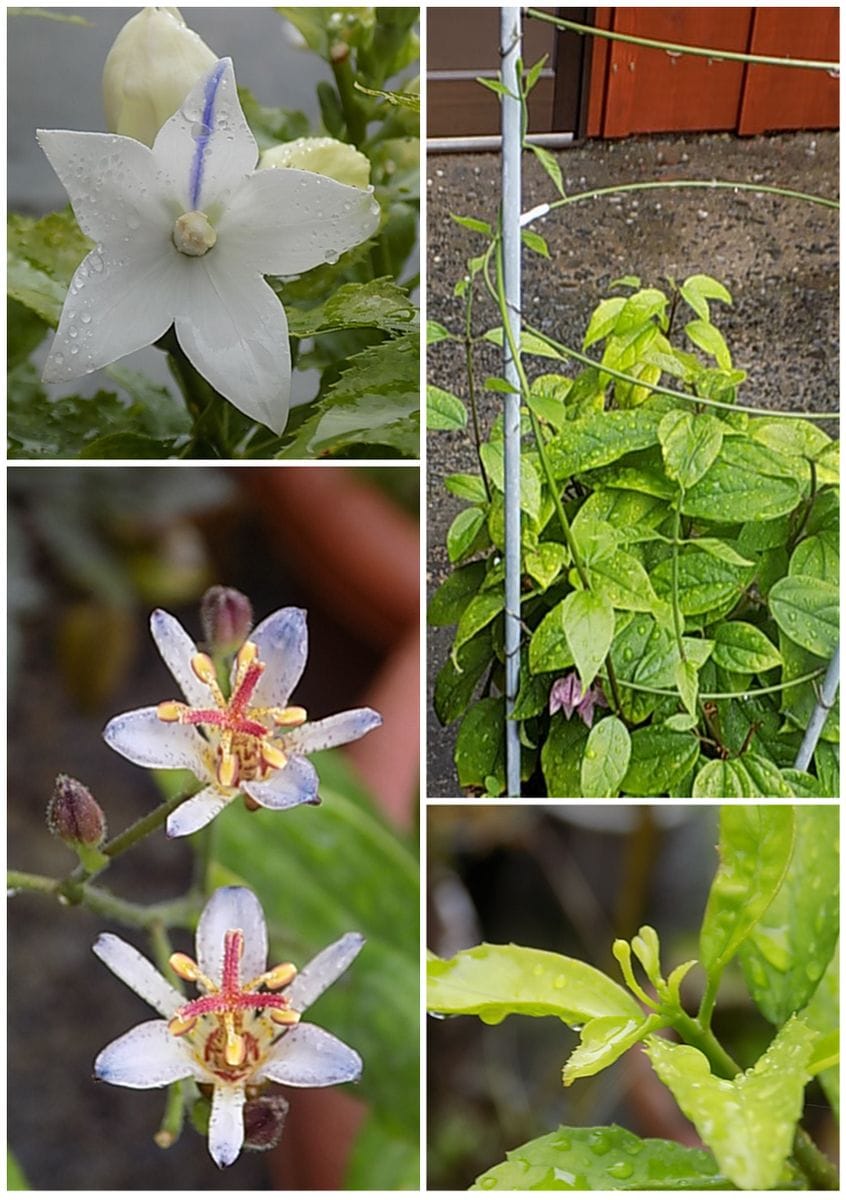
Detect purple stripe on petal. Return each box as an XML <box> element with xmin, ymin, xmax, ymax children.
<box><xmin>189</xmin><ymin>59</ymin><xmax>227</xmax><ymax>209</ymax></box>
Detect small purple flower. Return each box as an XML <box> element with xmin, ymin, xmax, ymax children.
<box><xmin>549</xmin><ymin>671</ymin><xmax>608</xmax><ymax>728</ymax></box>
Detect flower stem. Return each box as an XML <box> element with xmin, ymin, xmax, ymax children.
<box><xmin>8</xmin><ymin>869</ymin><xmax>197</xmax><ymax>931</ymax></box>
<box><xmin>330</xmin><ymin>52</ymin><xmax>367</xmax><ymax>147</ymax></box>
<box><xmin>792</xmin><ymin>1126</ymin><xmax>839</xmax><ymax>1190</ymax></box>
<box><xmin>7</xmin><ymin>869</ymin><xmax>59</xmax><ymax>896</ymax></box>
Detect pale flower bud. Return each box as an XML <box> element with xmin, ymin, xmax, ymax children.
<box><xmin>103</xmin><ymin>7</ymin><xmax>217</xmax><ymax>147</ymax></box>
<box><xmin>260</xmin><ymin>137</ymin><xmax>371</xmax><ymax>190</ymax></box>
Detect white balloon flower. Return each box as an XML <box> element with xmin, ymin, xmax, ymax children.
<box><xmin>37</xmin><ymin>57</ymin><xmax>381</xmax><ymax>434</ymax></box>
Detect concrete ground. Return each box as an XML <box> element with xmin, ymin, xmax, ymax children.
<box><xmin>426</xmin><ymin>130</ymin><xmax>839</xmax><ymax>797</ymax></box>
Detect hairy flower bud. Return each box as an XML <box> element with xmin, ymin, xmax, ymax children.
<box><xmin>47</xmin><ymin>775</ymin><xmax>107</xmax><ymax>850</ymax></box>
<box><xmin>200</xmin><ymin>586</ymin><xmax>254</xmax><ymax>655</ymax></box>
<box><xmin>103</xmin><ymin>7</ymin><xmax>217</xmax><ymax>147</ymax></box>
<box><xmin>242</xmin><ymin>1094</ymin><xmax>290</xmax><ymax>1151</ymax></box>
<box><xmin>260</xmin><ymin>137</ymin><xmax>372</xmax><ymax>190</ymax></box>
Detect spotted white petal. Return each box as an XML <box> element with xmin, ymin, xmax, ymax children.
<box><xmin>241</xmin><ymin>756</ymin><xmax>319</xmax><ymax>810</ymax></box>
<box><xmin>150</xmin><ymin>609</ymin><xmax>211</xmax><ymax>708</ymax></box>
<box><xmin>103</xmin><ymin>706</ymin><xmax>210</xmax><ymax>773</ymax></box>
<box><xmin>93</xmin><ymin>932</ymin><xmax>184</xmax><ymax>1018</ymax></box>
<box><xmin>166</xmin><ymin>785</ymin><xmax>231</xmax><ymax>838</ymax></box>
<box><xmin>174</xmin><ymin>260</ymin><xmax>290</xmax><ymax>434</ymax></box>
<box><xmin>248</xmin><ymin>607</ymin><xmax>308</xmax><ymax>710</ymax></box>
<box><xmin>195</xmin><ymin>885</ymin><xmax>267</xmax><ymax>984</ymax></box>
<box><xmin>208</xmin><ymin>1082</ymin><xmax>246</xmax><ymax>1169</ymax></box>
<box><xmin>152</xmin><ymin>57</ymin><xmax>257</xmax><ymax>213</ymax></box>
<box><xmin>283</xmin><ymin>708</ymin><xmax>383</xmax><ymax>754</ymax></box>
<box><xmin>261</xmin><ymin>1023</ymin><xmax>362</xmax><ymax>1088</ymax></box>
<box><xmin>285</xmin><ymin>932</ymin><xmax>365</xmax><ymax>1013</ymax></box>
<box><xmin>217</xmin><ymin>167</ymin><xmax>380</xmax><ymax>276</ymax></box>
<box><xmin>94</xmin><ymin>1019</ymin><xmax>196</xmax><ymax>1088</ymax></box>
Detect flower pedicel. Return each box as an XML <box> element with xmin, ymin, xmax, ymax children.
<box><xmin>94</xmin><ymin>886</ymin><xmax>363</xmax><ymax>1168</ymax></box>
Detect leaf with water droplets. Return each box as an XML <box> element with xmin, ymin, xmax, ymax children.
<box><xmin>563</xmin><ymin>1014</ymin><xmax>662</xmax><ymax>1085</ymax></box>
<box><xmin>739</xmin><ymin>806</ymin><xmax>839</xmax><ymax>1025</ymax></box>
<box><xmin>427</xmin><ymin>944</ymin><xmax>643</xmax><ymax>1027</ymax></box>
<box><xmin>645</xmin><ymin>1016</ymin><xmax>816</xmax><ymax>1189</ymax></box>
<box><xmin>800</xmin><ymin>942</ymin><xmax>839</xmax><ymax>1116</ymax></box>
<box><xmin>580</xmin><ymin>716</ymin><xmax>631</xmax><ymax>798</ymax></box>
<box><xmin>699</xmin><ymin>805</ymin><xmax>795</xmax><ymax>976</ymax></box>
<box><xmin>769</xmin><ymin>575</ymin><xmax>839</xmax><ymax>658</ymax></box>
<box><xmin>470</xmin><ymin>1124</ymin><xmax>732</xmax><ymax>1190</ymax></box>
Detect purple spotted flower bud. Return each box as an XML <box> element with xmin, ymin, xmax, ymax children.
<box><xmin>200</xmin><ymin>586</ymin><xmax>254</xmax><ymax>656</ymax></box>
<box><xmin>47</xmin><ymin>774</ymin><xmax>107</xmax><ymax>849</ymax></box>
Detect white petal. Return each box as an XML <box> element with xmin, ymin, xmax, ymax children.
<box><xmin>36</xmin><ymin>129</ymin><xmax>171</xmax><ymax>243</ymax></box>
<box><xmin>174</xmin><ymin>260</ymin><xmax>290</xmax><ymax>433</ymax></box>
<box><xmin>286</xmin><ymin>932</ymin><xmax>365</xmax><ymax>1013</ymax></box>
<box><xmin>217</xmin><ymin>167</ymin><xmax>380</xmax><ymax>276</ymax></box>
<box><xmin>153</xmin><ymin>58</ymin><xmax>257</xmax><ymax>212</ymax></box>
<box><xmin>283</xmin><ymin>708</ymin><xmax>383</xmax><ymax>754</ymax></box>
<box><xmin>166</xmin><ymin>786</ymin><xmax>231</xmax><ymax>838</ymax></box>
<box><xmin>42</xmin><ymin>247</ymin><xmax>183</xmax><ymax>384</ymax></box>
<box><xmin>94</xmin><ymin>1019</ymin><xmax>195</xmax><ymax>1088</ymax></box>
<box><xmin>208</xmin><ymin>1083</ymin><xmax>246</xmax><ymax>1169</ymax></box>
<box><xmin>249</xmin><ymin>608</ymin><xmax>308</xmax><ymax>710</ymax></box>
<box><xmin>103</xmin><ymin>706</ymin><xmax>210</xmax><ymax>773</ymax></box>
<box><xmin>92</xmin><ymin>932</ymin><xmax>183</xmax><ymax>1017</ymax></box>
<box><xmin>261</xmin><ymin>1023</ymin><xmax>362</xmax><ymax>1088</ymax></box>
<box><xmin>242</xmin><ymin>756</ymin><xmax>318</xmax><ymax>810</ymax></box>
<box><xmin>196</xmin><ymin>886</ymin><xmax>267</xmax><ymax>984</ymax></box>
<box><xmin>150</xmin><ymin>609</ymin><xmax>211</xmax><ymax>708</ymax></box>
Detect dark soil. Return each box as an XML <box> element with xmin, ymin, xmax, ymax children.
<box><xmin>426</xmin><ymin>130</ymin><xmax>839</xmax><ymax>796</ymax></box>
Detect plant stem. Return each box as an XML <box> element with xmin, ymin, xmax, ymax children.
<box><xmin>330</xmin><ymin>51</ymin><xmax>367</xmax><ymax>146</ymax></box>
<box><xmin>670</xmin><ymin>1009</ymin><xmax>740</xmax><ymax>1079</ymax></box>
<box><xmin>8</xmin><ymin>869</ymin><xmax>59</xmax><ymax>896</ymax></box>
<box><xmin>464</xmin><ymin>281</ymin><xmax>492</xmax><ymax>499</ymax></box>
<box><xmin>154</xmin><ymin>1082</ymin><xmax>187</xmax><ymax>1150</ymax></box>
<box><xmin>792</xmin><ymin>1126</ymin><xmax>839</xmax><ymax>1190</ymax></box>
<box><xmin>670</xmin><ymin>496</ymin><xmax>687</xmax><ymax>661</ymax></box>
<box><xmin>148</xmin><ymin>918</ymin><xmax>185</xmax><ymax>992</ymax></box>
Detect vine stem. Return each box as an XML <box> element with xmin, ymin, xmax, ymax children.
<box><xmin>463</xmin><ymin>278</ymin><xmax>492</xmax><ymax>500</ymax></box>
<box><xmin>491</xmin><ymin>235</ymin><xmax>624</xmax><ymax>716</ymax></box>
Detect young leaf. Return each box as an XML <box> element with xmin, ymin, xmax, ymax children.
<box><xmin>450</xmin><ymin>212</ymin><xmax>493</xmax><ymax>236</ymax></box>
<box><xmin>427</xmin><ymin>319</ymin><xmax>453</xmax><ymax>345</ymax></box>
<box><xmin>699</xmin><ymin>805</ymin><xmax>795</xmax><ymax>976</ymax></box>
<box><xmin>580</xmin><ymin>716</ymin><xmax>631</xmax><ymax>798</ymax></box>
<box><xmin>561</xmin><ymin>590</ymin><xmax>615</xmax><ymax>691</ymax></box>
<box><xmin>739</xmin><ymin>805</ymin><xmax>839</xmax><ymax>1025</ymax></box>
<box><xmin>471</xmin><ymin>1125</ymin><xmax>732</xmax><ymax>1191</ymax></box>
<box><xmin>427</xmin><ymin>944</ymin><xmax>643</xmax><ymax>1025</ymax></box>
<box><xmin>521</xmin><ymin>228</ymin><xmax>550</xmax><ymax>258</ymax></box>
<box><xmin>528</xmin><ymin>143</ymin><xmax>564</xmax><ymax>195</ymax></box>
<box><xmin>645</xmin><ymin>1017</ymin><xmax>817</xmax><ymax>1190</ymax></box>
<box><xmin>447</xmin><ymin>507</ymin><xmax>485</xmax><ymax>563</ymax></box>
<box><xmin>685</xmin><ymin>319</ymin><xmax>732</xmax><ymax>370</ymax></box>
<box><xmin>679</xmin><ymin>274</ymin><xmax>732</xmax><ymax>322</ymax></box>
<box><xmin>658</xmin><ymin>410</ymin><xmax>724</xmax><ymax>489</ymax></box>
<box><xmin>427</xmin><ymin>385</ymin><xmax>468</xmax><ymax>431</ymax></box>
<box><xmin>674</xmin><ymin>658</ymin><xmax>699</xmax><ymax>717</ymax></box>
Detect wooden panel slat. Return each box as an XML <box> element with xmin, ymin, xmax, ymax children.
<box><xmin>738</xmin><ymin>7</ymin><xmax>839</xmax><ymax>134</ymax></box>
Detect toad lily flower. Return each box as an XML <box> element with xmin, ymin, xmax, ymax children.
<box><xmin>549</xmin><ymin>671</ymin><xmax>608</xmax><ymax>728</ymax></box>
<box><xmin>103</xmin><ymin>606</ymin><xmax>382</xmax><ymax>837</ymax></box>
<box><xmin>37</xmin><ymin>57</ymin><xmax>381</xmax><ymax>433</ymax></box>
<box><xmin>93</xmin><ymin>886</ymin><xmax>364</xmax><ymax>1168</ymax></box>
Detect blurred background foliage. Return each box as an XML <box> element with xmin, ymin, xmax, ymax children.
<box><xmin>427</xmin><ymin>805</ymin><xmax>838</xmax><ymax>1189</ymax></box>
<box><xmin>8</xmin><ymin>465</ymin><xmax>419</xmax><ymax>1189</ymax></box>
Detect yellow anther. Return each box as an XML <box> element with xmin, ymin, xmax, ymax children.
<box><xmin>168</xmin><ymin>1012</ymin><xmax>197</xmax><ymax>1036</ymax></box>
<box><xmin>223</xmin><ymin>1014</ymin><xmax>245</xmax><ymax>1066</ymax></box>
<box><xmin>169</xmin><ymin>952</ymin><xmax>202</xmax><ymax>981</ymax></box>
<box><xmin>191</xmin><ymin>653</ymin><xmax>217</xmax><ymax>685</ymax></box>
<box><xmin>261</xmin><ymin>743</ymin><xmax>288</xmax><ymax>771</ymax></box>
<box><xmin>218</xmin><ymin>749</ymin><xmax>239</xmax><ymax>789</ymax></box>
<box><xmin>261</xmin><ymin>962</ymin><xmax>298</xmax><ymax>990</ymax></box>
<box><xmin>271</xmin><ymin>706</ymin><xmax>308</xmax><ymax>727</ymax></box>
<box><xmin>157</xmin><ymin>701</ymin><xmax>185</xmax><ymax>722</ymax></box>
<box><xmin>236</xmin><ymin>641</ymin><xmax>259</xmax><ymax>671</ymax></box>
<box><xmin>270</xmin><ymin>1008</ymin><xmax>301</xmax><ymax>1027</ymax></box>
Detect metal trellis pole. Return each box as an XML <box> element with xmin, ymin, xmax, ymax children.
<box><xmin>793</xmin><ymin>642</ymin><xmax>840</xmax><ymax>773</ymax></box>
<box><xmin>501</xmin><ymin>6</ymin><xmax>522</xmax><ymax>797</ymax></box>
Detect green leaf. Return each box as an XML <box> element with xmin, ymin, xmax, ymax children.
<box><xmin>521</xmin><ymin>228</ymin><xmax>550</xmax><ymax>258</ymax></box>
<box><xmin>433</xmin><ymin>630</ymin><xmax>492</xmax><ymax>725</ymax></box>
<box><xmin>658</xmin><ymin>410</ymin><xmax>724</xmax><ymax>489</ymax></box>
<box><xmin>800</xmin><ymin>943</ymin><xmax>839</xmax><ymax>1116</ymax></box>
<box><xmin>583</xmin><ymin>297</ymin><xmax>626</xmax><ymax>349</ymax></box>
<box><xmin>450</xmin><ymin>212</ymin><xmax>493</xmax><ymax>235</ymax></box>
<box><xmin>561</xmin><ymin>590</ymin><xmax>615</xmax><ymax>691</ymax></box>
<box><xmin>692</xmin><ymin>756</ymin><xmax>794</xmax><ymax>798</ymax></box>
<box><xmin>711</xmin><ymin>622</ymin><xmax>782</xmax><ymax>673</ymax></box>
<box><xmin>645</xmin><ymin>1017</ymin><xmax>816</xmax><ymax>1190</ymax></box>
<box><xmin>427</xmin><ymin>385</ymin><xmax>467</xmax><ymax>431</ymax></box>
<box><xmin>739</xmin><ymin>806</ymin><xmax>839</xmax><ymax>1025</ymax></box>
<box><xmin>685</xmin><ymin>319</ymin><xmax>732</xmax><ymax>370</ymax></box>
<box><xmin>674</xmin><ymin>658</ymin><xmax>699</xmax><ymax>716</ymax></box>
<box><xmin>447</xmin><ymin>506</ymin><xmax>485</xmax><ymax>563</ymax></box>
<box><xmin>529</xmin><ymin>601</ymin><xmax>574</xmax><ymax>674</ymax></box>
<box><xmin>444</xmin><ymin>473</ymin><xmax>488</xmax><ymax>503</ymax></box>
<box><xmin>622</xmin><ymin>728</ymin><xmax>699</xmax><ymax>796</ymax></box>
<box><xmin>679</xmin><ymin>274</ymin><xmax>732</xmax><ymax>322</ymax></box>
<box><xmin>427</xmin><ymin>319</ymin><xmax>453</xmax><ymax>345</ymax></box>
<box><xmin>580</xmin><ymin>716</ymin><xmax>631</xmax><ymax>798</ymax></box>
<box><xmin>528</xmin><ymin>143</ymin><xmax>564</xmax><ymax>195</ymax></box>
<box><xmin>614</xmin><ymin>288</ymin><xmax>668</xmax><ymax>335</ymax></box>
<box><xmin>652</xmin><ymin>549</ymin><xmax>750</xmax><ymax>617</ymax></box>
<box><xmin>237</xmin><ymin>85</ymin><xmax>309</xmax><ymax>150</ymax></box>
<box><xmin>428</xmin><ymin>562</ymin><xmax>485</xmax><ymax>627</ymax></box>
<box><xmin>563</xmin><ymin>1014</ymin><xmax>662</xmax><ymax>1085</ymax></box>
<box><xmin>471</xmin><ymin>1125</ymin><xmax>732</xmax><ymax>1191</ymax></box>
<box><xmin>682</xmin><ymin>439</ymin><xmax>802</xmax><ymax>523</ymax></box>
<box><xmin>454</xmin><ymin>589</ymin><xmax>503</xmax><ymax>652</ymax></box>
<box><xmin>547</xmin><ymin>410</ymin><xmax>661</xmax><ymax>479</ymax></box>
<box><xmin>699</xmin><ymin>805</ymin><xmax>795</xmax><ymax>975</ymax></box>
<box><xmin>286</xmin><ymin>278</ymin><xmax>417</xmax><ymax>337</ymax></box>
<box><xmin>525</xmin><ymin>542</ymin><xmax>567</xmax><ymax>590</ymax></box>
<box><xmin>345</xmin><ymin>1111</ymin><xmax>419</xmax><ymax>1189</ymax></box>
<box><xmin>455</xmin><ymin>697</ymin><xmax>504</xmax><ymax>789</ymax></box>
<box><xmin>7</xmin><ymin>209</ymin><xmax>92</xmax><ymax>324</ymax></box>
<box><xmin>211</xmin><ymin>752</ymin><xmax>418</xmax><ymax>1137</ymax></box>
<box><xmin>541</xmin><ymin>714</ymin><xmax>589</xmax><ymax>797</ymax></box>
<box><xmin>427</xmin><ymin>943</ymin><xmax>642</xmax><ymax>1025</ymax></box>
<box><xmin>78</xmin><ymin>432</ymin><xmax>176</xmax><ymax>459</ymax></box>
<box><xmin>589</xmin><ymin>549</ymin><xmax>658</xmax><ymax>614</ymax></box>
<box><xmin>7</xmin><ymin>1150</ymin><xmax>28</xmax><ymax>1190</ymax></box>
<box><xmin>483</xmin><ymin>326</ymin><xmax>564</xmax><ymax>360</ymax></box>
<box><xmin>789</xmin><ymin>531</ymin><xmax>839</xmax><ymax>584</ymax></box>
<box><xmin>769</xmin><ymin>575</ymin><xmax>839</xmax><ymax>657</ymax></box>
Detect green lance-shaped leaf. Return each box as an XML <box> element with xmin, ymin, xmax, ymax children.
<box><xmin>563</xmin><ymin>1013</ymin><xmax>662</xmax><ymax>1085</ymax></box>
<box><xmin>699</xmin><ymin>805</ymin><xmax>795</xmax><ymax>977</ymax></box>
<box><xmin>769</xmin><ymin>575</ymin><xmax>839</xmax><ymax>658</ymax></box>
<box><xmin>739</xmin><ymin>806</ymin><xmax>839</xmax><ymax>1025</ymax></box>
<box><xmin>427</xmin><ymin>384</ymin><xmax>467</xmax><ymax>431</ymax></box>
<box><xmin>471</xmin><ymin>1125</ymin><xmax>733</xmax><ymax>1191</ymax></box>
<box><xmin>645</xmin><ymin>1016</ymin><xmax>817</xmax><ymax>1190</ymax></box>
<box><xmin>447</xmin><ymin>507</ymin><xmax>486</xmax><ymax>564</ymax></box>
<box><xmin>561</xmin><ymin>589</ymin><xmax>615</xmax><ymax>691</ymax></box>
<box><xmin>658</xmin><ymin>410</ymin><xmax>724</xmax><ymax>489</ymax></box>
<box><xmin>580</xmin><ymin>716</ymin><xmax>631</xmax><ymax>798</ymax></box>
<box><xmin>800</xmin><ymin>941</ymin><xmax>839</xmax><ymax>1116</ymax></box>
<box><xmin>529</xmin><ymin>600</ymin><xmax>575</xmax><ymax>674</ymax></box>
<box><xmin>711</xmin><ymin>621</ymin><xmax>782</xmax><ymax>673</ymax></box>
<box><xmin>426</xmin><ymin>944</ymin><xmax>643</xmax><ymax>1026</ymax></box>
